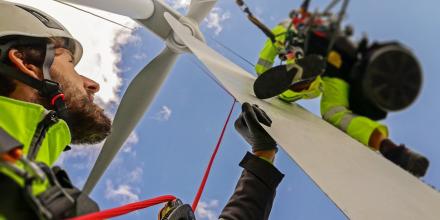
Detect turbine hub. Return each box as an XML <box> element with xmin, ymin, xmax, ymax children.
<box><xmin>166</xmin><ymin>16</ymin><xmax>205</xmax><ymax>53</ymax></box>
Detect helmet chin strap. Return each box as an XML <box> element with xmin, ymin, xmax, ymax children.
<box><xmin>40</xmin><ymin>43</ymin><xmax>69</xmax><ymax>120</ymax></box>
<box><xmin>0</xmin><ymin>42</ymin><xmax>69</xmax><ymax>120</ymax></box>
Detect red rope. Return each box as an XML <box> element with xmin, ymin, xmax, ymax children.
<box><xmin>69</xmin><ymin>100</ymin><xmax>237</xmax><ymax>219</ymax></box>
<box><xmin>68</xmin><ymin>195</ymin><xmax>176</xmax><ymax>220</ymax></box>
<box><xmin>192</xmin><ymin>99</ymin><xmax>237</xmax><ymax>211</ymax></box>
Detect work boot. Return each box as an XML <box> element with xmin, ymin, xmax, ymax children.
<box><xmin>254</xmin><ymin>65</ymin><xmax>299</xmax><ymax>99</ymax></box>
<box><xmin>253</xmin><ymin>54</ymin><xmax>325</xmax><ymax>99</ymax></box>
<box><xmin>294</xmin><ymin>54</ymin><xmax>326</xmax><ymax>79</ymax></box>
<box><xmin>380</xmin><ymin>139</ymin><xmax>429</xmax><ymax>177</ymax></box>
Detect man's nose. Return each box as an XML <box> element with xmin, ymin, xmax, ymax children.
<box><xmin>82</xmin><ymin>75</ymin><xmax>100</xmax><ymax>94</ymax></box>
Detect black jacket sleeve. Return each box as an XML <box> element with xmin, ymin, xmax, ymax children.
<box><xmin>219</xmin><ymin>152</ymin><xmax>284</xmax><ymax>220</ymax></box>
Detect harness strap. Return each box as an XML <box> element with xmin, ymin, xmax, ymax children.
<box><xmin>42</xmin><ymin>44</ymin><xmax>54</xmax><ymax>80</ymax></box>
<box><xmin>27</xmin><ymin>111</ymin><xmax>58</xmax><ymax>161</ymax></box>
<box><xmin>0</xmin><ymin>62</ymin><xmax>44</xmax><ymax>90</ymax></box>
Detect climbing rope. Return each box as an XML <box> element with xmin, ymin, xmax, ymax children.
<box><xmin>192</xmin><ymin>99</ymin><xmax>237</xmax><ymax>211</ymax></box>
<box><xmin>68</xmin><ymin>195</ymin><xmax>176</xmax><ymax>220</ymax></box>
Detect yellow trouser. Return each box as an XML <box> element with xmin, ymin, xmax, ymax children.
<box><xmin>320</xmin><ymin>77</ymin><xmax>388</xmax><ymax>147</ymax></box>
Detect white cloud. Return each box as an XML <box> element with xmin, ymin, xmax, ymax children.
<box><xmin>105</xmin><ymin>180</ymin><xmax>140</xmax><ymax>203</ymax></box>
<box><xmin>55</xmin><ymin>143</ymin><xmax>101</xmax><ymax>169</ymax></box>
<box><xmin>6</xmin><ymin>0</ymin><xmax>139</xmax><ymax>106</ymax></box>
<box><xmin>127</xmin><ymin>166</ymin><xmax>143</xmax><ymax>183</ymax></box>
<box><xmin>165</xmin><ymin>0</ymin><xmax>231</xmax><ymax>35</ymax></box>
<box><xmin>133</xmin><ymin>52</ymin><xmax>148</xmax><ymax>60</ymax></box>
<box><xmin>151</xmin><ymin>105</ymin><xmax>173</xmax><ymax>121</ymax></box>
<box><xmin>104</xmin><ymin>164</ymin><xmax>143</xmax><ymax>203</ymax></box>
<box><xmin>121</xmin><ymin>131</ymin><xmax>140</xmax><ymax>156</ymax></box>
<box><xmin>196</xmin><ymin>200</ymin><xmax>220</xmax><ymax>220</ymax></box>
<box><xmin>204</xmin><ymin>7</ymin><xmax>231</xmax><ymax>35</ymax></box>
<box><xmin>166</xmin><ymin>0</ymin><xmax>190</xmax><ymax>11</ymax></box>
<box><xmin>56</xmin><ymin>130</ymin><xmax>139</xmax><ymax>178</ymax></box>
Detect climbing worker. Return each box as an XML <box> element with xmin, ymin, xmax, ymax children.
<box><xmin>0</xmin><ymin>2</ymin><xmax>284</xmax><ymax>219</ymax></box>
<box><xmin>236</xmin><ymin>0</ymin><xmax>326</xmax><ymax>102</ymax></box>
<box><xmin>251</xmin><ymin>2</ymin><xmax>429</xmax><ymax>177</ymax></box>
<box><xmin>252</xmin><ymin>17</ymin><xmax>326</xmax><ymax>102</ymax></box>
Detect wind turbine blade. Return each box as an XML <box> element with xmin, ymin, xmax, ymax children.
<box><xmin>186</xmin><ymin>0</ymin><xmax>217</xmax><ymax>24</ymax></box>
<box><xmin>164</xmin><ymin>12</ymin><xmax>440</xmax><ymax>220</ymax></box>
<box><xmin>83</xmin><ymin>47</ymin><xmax>179</xmax><ymax>194</ymax></box>
<box><xmin>58</xmin><ymin>0</ymin><xmax>154</xmax><ymax>19</ymax></box>
<box><xmin>136</xmin><ymin>0</ymin><xmax>182</xmax><ymax>41</ymax></box>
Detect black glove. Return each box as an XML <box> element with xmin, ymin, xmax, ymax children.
<box><xmin>235</xmin><ymin>103</ymin><xmax>277</xmax><ymax>152</ymax></box>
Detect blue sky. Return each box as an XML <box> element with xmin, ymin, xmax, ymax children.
<box><xmin>50</xmin><ymin>0</ymin><xmax>440</xmax><ymax>219</ymax></box>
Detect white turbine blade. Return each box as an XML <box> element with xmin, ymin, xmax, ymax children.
<box><xmin>186</xmin><ymin>0</ymin><xmax>217</xmax><ymax>24</ymax></box>
<box><xmin>83</xmin><ymin>47</ymin><xmax>179</xmax><ymax>194</ymax></box>
<box><xmin>164</xmin><ymin>12</ymin><xmax>440</xmax><ymax>220</ymax></box>
<box><xmin>58</xmin><ymin>0</ymin><xmax>154</xmax><ymax>19</ymax></box>
<box><xmin>136</xmin><ymin>0</ymin><xmax>182</xmax><ymax>41</ymax></box>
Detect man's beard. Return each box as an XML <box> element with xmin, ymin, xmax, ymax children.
<box><xmin>64</xmin><ymin>93</ymin><xmax>112</xmax><ymax>144</ymax></box>
<box><xmin>51</xmin><ymin>73</ymin><xmax>112</xmax><ymax>144</ymax></box>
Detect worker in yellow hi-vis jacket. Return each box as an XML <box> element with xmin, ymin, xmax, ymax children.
<box><xmin>253</xmin><ymin>9</ymin><xmax>429</xmax><ymax>177</ymax></box>
<box><xmin>254</xmin><ymin>19</ymin><xmax>325</xmax><ymax>102</ymax></box>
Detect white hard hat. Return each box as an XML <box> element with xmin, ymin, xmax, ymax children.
<box><xmin>0</xmin><ymin>1</ymin><xmax>83</xmax><ymax>64</ymax></box>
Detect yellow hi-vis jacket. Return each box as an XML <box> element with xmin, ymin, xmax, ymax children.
<box><xmin>0</xmin><ymin>96</ymin><xmax>70</xmax><ymax>196</ymax></box>
<box><xmin>255</xmin><ymin>20</ymin><xmax>322</xmax><ymax>102</ymax></box>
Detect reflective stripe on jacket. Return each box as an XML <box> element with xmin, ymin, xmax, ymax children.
<box><xmin>255</xmin><ymin>21</ymin><xmax>292</xmax><ymax>75</ymax></box>
<box><xmin>0</xmin><ymin>96</ymin><xmax>71</xmax><ymax>195</ymax></box>
<box><xmin>320</xmin><ymin>77</ymin><xmax>388</xmax><ymax>146</ymax></box>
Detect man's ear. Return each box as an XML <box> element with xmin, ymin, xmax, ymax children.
<box><xmin>8</xmin><ymin>49</ymin><xmax>42</xmax><ymax>80</ymax></box>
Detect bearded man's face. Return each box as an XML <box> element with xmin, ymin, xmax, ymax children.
<box><xmin>48</xmin><ymin>48</ymin><xmax>111</xmax><ymax>144</ymax></box>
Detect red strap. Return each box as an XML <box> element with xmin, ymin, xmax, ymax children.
<box><xmin>69</xmin><ymin>99</ymin><xmax>237</xmax><ymax>219</ymax></box>
<box><xmin>192</xmin><ymin>100</ymin><xmax>237</xmax><ymax>211</ymax></box>
<box><xmin>68</xmin><ymin>195</ymin><xmax>176</xmax><ymax>220</ymax></box>
<box><xmin>50</xmin><ymin>93</ymin><xmax>65</xmax><ymax>106</ymax></box>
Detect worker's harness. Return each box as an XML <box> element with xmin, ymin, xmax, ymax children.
<box><xmin>0</xmin><ymin>123</ymin><xmax>79</xmax><ymax>220</ymax></box>
<box><xmin>285</xmin><ymin>0</ymin><xmax>350</xmax><ymax>59</ymax></box>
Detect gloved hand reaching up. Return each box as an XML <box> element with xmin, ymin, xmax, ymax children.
<box><xmin>235</xmin><ymin>103</ymin><xmax>277</xmax><ymax>154</ymax></box>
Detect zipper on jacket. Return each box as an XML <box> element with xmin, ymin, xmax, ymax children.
<box><xmin>27</xmin><ymin>111</ymin><xmax>59</xmax><ymax>161</ymax></box>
